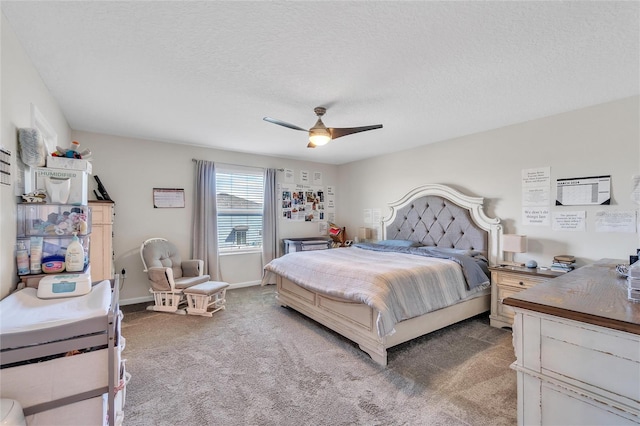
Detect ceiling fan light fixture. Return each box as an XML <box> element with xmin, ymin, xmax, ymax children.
<box><xmin>308</xmin><ymin>132</ymin><xmax>331</xmax><ymax>146</ymax></box>
<box><xmin>264</xmin><ymin>106</ymin><xmax>382</xmax><ymax>148</ymax></box>
<box><xmin>308</xmin><ymin>119</ymin><xmax>331</xmax><ymax>146</ymax></box>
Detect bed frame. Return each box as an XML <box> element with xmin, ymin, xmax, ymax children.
<box><xmin>276</xmin><ymin>184</ymin><xmax>502</xmax><ymax>366</ymax></box>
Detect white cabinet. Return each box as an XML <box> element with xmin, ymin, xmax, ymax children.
<box><xmin>504</xmin><ymin>261</ymin><xmax>640</xmax><ymax>425</ymax></box>
<box><xmin>0</xmin><ymin>280</ymin><xmax>127</xmax><ymax>426</ymax></box>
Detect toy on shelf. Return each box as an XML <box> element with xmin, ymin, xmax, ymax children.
<box><xmin>52</xmin><ymin>140</ymin><xmax>92</xmax><ymax>160</ymax></box>
<box><xmin>21</xmin><ymin>190</ymin><xmax>47</xmax><ymax>203</ymax></box>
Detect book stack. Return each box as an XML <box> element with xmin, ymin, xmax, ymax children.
<box><xmin>551</xmin><ymin>255</ymin><xmax>576</xmax><ymax>273</ymax></box>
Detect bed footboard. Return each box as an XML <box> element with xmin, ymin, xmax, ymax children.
<box><xmin>276</xmin><ymin>275</ymin><xmax>490</xmax><ymax>366</ymax></box>
<box><xmin>277</xmin><ymin>275</ymin><xmax>389</xmax><ymax>364</ymax></box>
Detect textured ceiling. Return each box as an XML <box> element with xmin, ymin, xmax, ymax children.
<box><xmin>2</xmin><ymin>1</ymin><xmax>638</xmax><ymax>165</ymax></box>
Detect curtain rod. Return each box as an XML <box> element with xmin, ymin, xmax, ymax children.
<box><xmin>191</xmin><ymin>158</ymin><xmax>284</xmax><ymax>171</ymax></box>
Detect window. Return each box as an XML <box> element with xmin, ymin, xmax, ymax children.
<box><xmin>216</xmin><ymin>164</ymin><xmax>264</xmax><ymax>252</ymax></box>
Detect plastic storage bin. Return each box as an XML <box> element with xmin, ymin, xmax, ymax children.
<box><xmin>17</xmin><ymin>204</ymin><xmax>91</xmax><ymax>278</ymax></box>
<box><xmin>628</xmin><ymin>261</ymin><xmax>640</xmax><ymax>302</ymax></box>
<box><xmin>20</xmin><ymin>236</ymin><xmax>90</xmax><ymax>264</ymax></box>
<box><xmin>32</xmin><ymin>168</ymin><xmax>89</xmax><ymax>205</ymax></box>
<box><xmin>17</xmin><ymin>204</ymin><xmax>91</xmax><ymax>237</ymax></box>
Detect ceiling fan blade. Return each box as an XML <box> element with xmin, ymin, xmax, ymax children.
<box><xmin>329</xmin><ymin>124</ymin><xmax>383</xmax><ymax>140</ymax></box>
<box><xmin>307</xmin><ymin>142</ymin><xmax>317</xmax><ymax>148</ymax></box>
<box><xmin>263</xmin><ymin>117</ymin><xmax>307</xmax><ymax>132</ymax></box>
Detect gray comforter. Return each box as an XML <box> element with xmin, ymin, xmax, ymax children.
<box><xmin>354</xmin><ymin>243</ymin><xmax>490</xmax><ymax>290</ymax></box>
<box><xmin>262</xmin><ymin>245</ymin><xmax>490</xmax><ymax>338</ymax></box>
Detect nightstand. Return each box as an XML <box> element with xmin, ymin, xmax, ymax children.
<box><xmin>489</xmin><ymin>265</ymin><xmax>564</xmax><ymax>328</ymax></box>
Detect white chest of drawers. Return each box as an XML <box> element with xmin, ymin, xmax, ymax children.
<box><xmin>504</xmin><ymin>261</ymin><xmax>640</xmax><ymax>425</ymax></box>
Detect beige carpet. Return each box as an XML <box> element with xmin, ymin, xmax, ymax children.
<box><xmin>121</xmin><ymin>285</ymin><xmax>516</xmax><ymax>425</ymax></box>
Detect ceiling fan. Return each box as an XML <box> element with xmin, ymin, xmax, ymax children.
<box><xmin>263</xmin><ymin>107</ymin><xmax>383</xmax><ymax>148</ymax></box>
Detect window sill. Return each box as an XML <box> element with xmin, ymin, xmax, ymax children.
<box><xmin>219</xmin><ymin>249</ymin><xmax>262</xmax><ymax>256</ymax></box>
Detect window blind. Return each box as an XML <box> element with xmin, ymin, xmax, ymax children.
<box><xmin>216</xmin><ymin>164</ymin><xmax>264</xmax><ymax>251</ymax></box>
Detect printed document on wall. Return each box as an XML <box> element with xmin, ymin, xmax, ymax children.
<box><xmin>632</xmin><ymin>174</ymin><xmax>640</xmax><ymax>205</ymax></box>
<box><xmin>595</xmin><ymin>210</ymin><xmax>637</xmax><ymax>233</ymax></box>
<box><xmin>522</xmin><ymin>167</ymin><xmax>550</xmax><ymax>206</ymax></box>
<box><xmin>523</xmin><ymin>207</ymin><xmax>550</xmax><ymax>226</ymax></box>
<box><xmin>552</xmin><ymin>211</ymin><xmax>586</xmax><ymax>231</ymax></box>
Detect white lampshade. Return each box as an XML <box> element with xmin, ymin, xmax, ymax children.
<box><xmin>501</xmin><ymin>234</ymin><xmax>527</xmax><ymax>267</ymax></box>
<box><xmin>502</xmin><ymin>234</ymin><xmax>527</xmax><ymax>253</ymax></box>
<box><xmin>358</xmin><ymin>227</ymin><xmax>372</xmax><ymax>240</ymax></box>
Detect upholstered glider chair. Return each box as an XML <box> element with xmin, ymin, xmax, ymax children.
<box><xmin>141</xmin><ymin>238</ymin><xmax>228</xmax><ymax>316</ymax></box>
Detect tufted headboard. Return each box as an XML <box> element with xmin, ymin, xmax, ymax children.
<box><xmin>382</xmin><ymin>184</ymin><xmax>502</xmax><ymax>266</ymax></box>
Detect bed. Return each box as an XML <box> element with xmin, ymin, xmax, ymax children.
<box><xmin>0</xmin><ymin>278</ymin><xmax>125</xmax><ymax>426</ymax></box>
<box><xmin>263</xmin><ymin>184</ymin><xmax>502</xmax><ymax>366</ymax></box>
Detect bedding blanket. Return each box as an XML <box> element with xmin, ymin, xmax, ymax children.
<box><xmin>262</xmin><ymin>246</ymin><xmax>489</xmax><ymax>338</ymax></box>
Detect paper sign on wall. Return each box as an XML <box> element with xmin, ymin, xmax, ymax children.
<box><xmin>522</xmin><ymin>167</ymin><xmax>550</xmax><ymax>206</ymax></box>
<box><xmin>523</xmin><ymin>207</ymin><xmax>550</xmax><ymax>226</ymax></box>
<box><xmin>594</xmin><ymin>210</ymin><xmax>637</xmax><ymax>233</ymax></box>
<box><xmin>552</xmin><ymin>211</ymin><xmax>586</xmax><ymax>231</ymax></box>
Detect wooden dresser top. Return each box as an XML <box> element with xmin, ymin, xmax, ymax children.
<box><xmin>503</xmin><ymin>259</ymin><xmax>640</xmax><ymax>335</ymax></box>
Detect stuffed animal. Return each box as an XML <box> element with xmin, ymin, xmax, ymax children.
<box><xmin>52</xmin><ymin>140</ymin><xmax>92</xmax><ymax>160</ymax></box>
<box><xmin>21</xmin><ymin>190</ymin><xmax>47</xmax><ymax>203</ymax></box>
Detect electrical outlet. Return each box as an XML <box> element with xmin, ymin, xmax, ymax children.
<box><xmin>121</xmin><ymin>268</ymin><xmax>127</xmax><ymax>278</ymax></box>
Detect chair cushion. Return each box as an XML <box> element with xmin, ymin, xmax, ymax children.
<box><xmin>143</xmin><ymin>239</ymin><xmax>184</xmax><ymax>279</ymax></box>
<box><xmin>184</xmin><ymin>281</ymin><xmax>229</xmax><ymax>295</ymax></box>
<box><xmin>174</xmin><ymin>275</ymin><xmax>211</xmax><ymax>289</ymax></box>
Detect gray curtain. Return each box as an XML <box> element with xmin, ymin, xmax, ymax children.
<box><xmin>192</xmin><ymin>160</ymin><xmax>220</xmax><ymax>280</ymax></box>
<box><xmin>262</xmin><ymin>168</ymin><xmax>278</xmax><ymax>283</ymax></box>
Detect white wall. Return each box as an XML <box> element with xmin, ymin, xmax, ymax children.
<box><xmin>338</xmin><ymin>96</ymin><xmax>640</xmax><ymax>268</ymax></box>
<box><xmin>2</xmin><ymin>8</ymin><xmax>638</xmax><ymax>303</ymax></box>
<box><xmin>71</xmin><ymin>130</ymin><xmax>339</xmax><ymax>303</ymax></box>
<box><xmin>0</xmin><ymin>13</ymin><xmax>71</xmax><ymax>299</ymax></box>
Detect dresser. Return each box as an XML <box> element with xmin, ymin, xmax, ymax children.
<box><xmin>503</xmin><ymin>260</ymin><xmax>640</xmax><ymax>425</ymax></box>
<box><xmin>489</xmin><ymin>265</ymin><xmax>563</xmax><ymax>328</ymax></box>
<box><xmin>89</xmin><ymin>200</ymin><xmax>115</xmax><ymax>281</ymax></box>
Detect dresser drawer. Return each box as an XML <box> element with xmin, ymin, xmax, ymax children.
<box><xmin>540</xmin><ymin>318</ymin><xmax>640</xmax><ymax>403</ymax></box>
<box><xmin>494</xmin><ymin>271</ymin><xmax>548</xmax><ymax>289</ymax></box>
<box><xmin>496</xmin><ymin>285</ymin><xmax>520</xmax><ymax>321</ymax></box>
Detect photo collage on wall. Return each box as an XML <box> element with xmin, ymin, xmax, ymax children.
<box><xmin>281</xmin><ymin>184</ymin><xmax>329</xmax><ymax>222</ymax></box>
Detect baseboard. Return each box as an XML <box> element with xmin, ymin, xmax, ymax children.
<box><xmin>228</xmin><ymin>280</ymin><xmax>261</xmax><ymax>289</ymax></box>
<box><xmin>119</xmin><ymin>280</ymin><xmax>262</xmax><ymax>305</ymax></box>
<box><xmin>119</xmin><ymin>295</ymin><xmax>154</xmax><ymax>306</ymax></box>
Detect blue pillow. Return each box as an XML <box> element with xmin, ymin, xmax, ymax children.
<box><xmin>377</xmin><ymin>239</ymin><xmax>423</xmax><ymax>247</ymax></box>
<box><xmin>420</xmin><ymin>246</ymin><xmax>482</xmax><ymax>257</ymax></box>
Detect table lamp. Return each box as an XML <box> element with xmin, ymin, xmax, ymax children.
<box><xmin>358</xmin><ymin>227</ymin><xmax>372</xmax><ymax>243</ymax></box>
<box><xmin>501</xmin><ymin>234</ymin><xmax>527</xmax><ymax>267</ymax></box>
